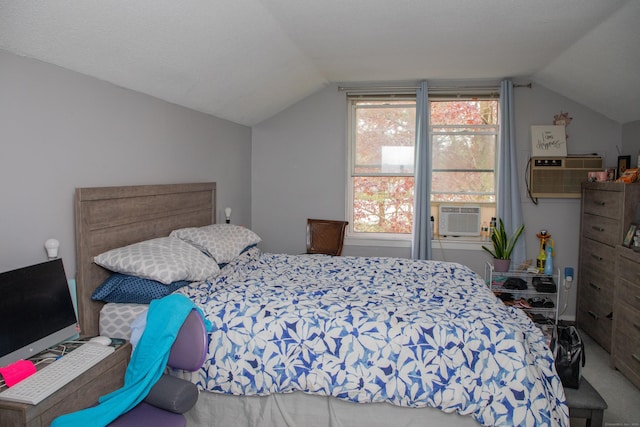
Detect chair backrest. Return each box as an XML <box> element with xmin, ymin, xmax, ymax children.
<box><xmin>167</xmin><ymin>309</ymin><xmax>208</xmax><ymax>372</ymax></box>
<box><xmin>306</xmin><ymin>219</ymin><xmax>348</xmax><ymax>256</ymax></box>
<box><xmin>107</xmin><ymin>308</ymin><xmax>209</xmax><ymax>426</ymax></box>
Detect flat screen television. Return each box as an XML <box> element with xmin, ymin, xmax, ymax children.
<box><xmin>0</xmin><ymin>259</ymin><xmax>78</xmax><ymax>367</ymax></box>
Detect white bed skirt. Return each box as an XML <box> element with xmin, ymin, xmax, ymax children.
<box><xmin>186</xmin><ymin>390</ymin><xmax>480</xmax><ymax>427</ymax></box>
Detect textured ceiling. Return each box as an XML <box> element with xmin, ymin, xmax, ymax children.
<box><xmin>0</xmin><ymin>0</ymin><xmax>638</xmax><ymax>126</ymax></box>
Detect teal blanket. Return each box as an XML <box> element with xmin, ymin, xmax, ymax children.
<box><xmin>51</xmin><ymin>294</ymin><xmax>200</xmax><ymax>427</ymax></box>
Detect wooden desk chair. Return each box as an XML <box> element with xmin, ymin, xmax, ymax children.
<box><xmin>306</xmin><ymin>219</ymin><xmax>348</xmax><ymax>256</ymax></box>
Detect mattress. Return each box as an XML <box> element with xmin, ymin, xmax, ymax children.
<box><xmin>99</xmin><ymin>303</ymin><xmax>480</xmax><ymax>426</ymax></box>
<box><xmin>99</xmin><ymin>303</ymin><xmax>148</xmax><ymax>340</ymax></box>
<box><xmin>176</xmin><ymin>249</ymin><xmax>568</xmax><ymax>426</ymax></box>
<box><xmin>98</xmin><ymin>248</ymin><xmax>568</xmax><ymax>426</ymax></box>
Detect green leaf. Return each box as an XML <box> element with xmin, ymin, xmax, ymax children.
<box><xmin>483</xmin><ymin>218</ymin><xmax>524</xmax><ymax>260</ymax></box>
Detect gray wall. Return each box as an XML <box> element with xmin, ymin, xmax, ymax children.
<box><xmin>252</xmin><ymin>82</ymin><xmax>622</xmax><ymax>320</ymax></box>
<box><xmin>0</xmin><ymin>50</ymin><xmax>252</xmax><ymax>277</ymax></box>
<box><xmin>623</xmin><ymin>120</ymin><xmax>640</xmax><ymax>167</ymax></box>
<box><xmin>2</xmin><ymin>44</ymin><xmax>629</xmax><ymax>321</ymax></box>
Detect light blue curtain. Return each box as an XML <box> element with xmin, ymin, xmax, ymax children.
<box><xmin>412</xmin><ymin>81</ymin><xmax>431</xmax><ymax>260</ymax></box>
<box><xmin>498</xmin><ymin>80</ymin><xmax>526</xmax><ymax>264</ymax></box>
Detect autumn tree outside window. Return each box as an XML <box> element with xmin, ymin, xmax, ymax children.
<box><xmin>348</xmin><ymin>95</ymin><xmax>498</xmax><ymax>238</ymax></box>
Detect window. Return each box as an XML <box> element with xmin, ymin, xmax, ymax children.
<box><xmin>348</xmin><ymin>97</ymin><xmax>416</xmax><ymax>236</ymax></box>
<box><xmin>430</xmin><ymin>98</ymin><xmax>498</xmax><ymax>204</ymax></box>
<box><xmin>348</xmin><ymin>95</ymin><xmax>498</xmax><ymax>239</ymax></box>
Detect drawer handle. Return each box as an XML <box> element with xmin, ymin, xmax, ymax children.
<box><xmin>588</xmin><ymin>310</ymin><xmax>599</xmax><ymax>320</ymax></box>
<box><xmin>633</xmin><ymin>354</ymin><xmax>640</xmax><ymax>364</ymax></box>
<box><xmin>594</xmin><ymin>200</ymin><xmax>606</xmax><ymax>206</ymax></box>
<box><xmin>590</xmin><ymin>225</ymin><xmax>605</xmax><ymax>232</ymax></box>
<box><xmin>589</xmin><ymin>282</ymin><xmax>601</xmax><ymax>291</ymax></box>
<box><xmin>591</xmin><ymin>254</ymin><xmax>603</xmax><ymax>261</ymax></box>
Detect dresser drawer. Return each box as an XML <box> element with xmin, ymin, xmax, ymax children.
<box><xmin>617</xmin><ymin>277</ymin><xmax>640</xmax><ymax>312</ymax></box>
<box><xmin>582</xmin><ymin>213</ymin><xmax>621</xmax><ymax>246</ymax></box>
<box><xmin>579</xmin><ymin>265</ymin><xmax>614</xmax><ymax>308</ymax></box>
<box><xmin>577</xmin><ymin>304</ymin><xmax>612</xmax><ymax>352</ymax></box>
<box><xmin>583</xmin><ymin>188</ymin><xmax>623</xmax><ymax>220</ymax></box>
<box><xmin>618</xmin><ymin>254</ymin><xmax>640</xmax><ymax>287</ymax></box>
<box><xmin>612</xmin><ymin>304</ymin><xmax>640</xmax><ymax>388</ymax></box>
<box><xmin>581</xmin><ymin>237</ymin><xmax>618</xmax><ymax>272</ymax></box>
<box><xmin>577</xmin><ymin>269</ymin><xmax>613</xmax><ymax>353</ymax></box>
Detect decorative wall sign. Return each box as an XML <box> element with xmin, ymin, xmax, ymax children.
<box><xmin>531</xmin><ymin>125</ymin><xmax>568</xmax><ymax>157</ymax></box>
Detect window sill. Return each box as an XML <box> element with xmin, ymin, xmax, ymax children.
<box><xmin>345</xmin><ymin>236</ymin><xmax>489</xmax><ymax>250</ymax></box>
<box><xmin>432</xmin><ymin>237</ymin><xmax>489</xmax><ymax>251</ymax></box>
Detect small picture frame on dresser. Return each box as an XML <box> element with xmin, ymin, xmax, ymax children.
<box><xmin>618</xmin><ymin>155</ymin><xmax>631</xmax><ymax>178</ymax></box>
<box><xmin>623</xmin><ymin>223</ymin><xmax>638</xmax><ymax>247</ymax></box>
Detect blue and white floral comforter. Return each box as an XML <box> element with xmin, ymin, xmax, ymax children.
<box><xmin>177</xmin><ymin>248</ymin><xmax>568</xmax><ymax>426</ymax></box>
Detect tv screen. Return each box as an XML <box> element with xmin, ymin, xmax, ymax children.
<box><xmin>0</xmin><ymin>259</ymin><xmax>78</xmax><ymax>367</ymax></box>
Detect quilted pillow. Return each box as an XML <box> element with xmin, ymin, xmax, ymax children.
<box><xmin>91</xmin><ymin>273</ymin><xmax>190</xmax><ymax>304</ymax></box>
<box><xmin>94</xmin><ymin>236</ymin><xmax>220</xmax><ymax>284</ymax></box>
<box><xmin>170</xmin><ymin>224</ymin><xmax>261</xmax><ymax>264</ymax></box>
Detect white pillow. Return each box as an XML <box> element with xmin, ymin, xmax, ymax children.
<box><xmin>94</xmin><ymin>236</ymin><xmax>220</xmax><ymax>284</ymax></box>
<box><xmin>170</xmin><ymin>224</ymin><xmax>261</xmax><ymax>264</ymax></box>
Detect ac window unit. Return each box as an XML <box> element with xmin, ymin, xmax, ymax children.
<box><xmin>438</xmin><ymin>206</ymin><xmax>481</xmax><ymax>237</ymax></box>
<box><xmin>529</xmin><ymin>156</ymin><xmax>603</xmax><ymax>198</ymax></box>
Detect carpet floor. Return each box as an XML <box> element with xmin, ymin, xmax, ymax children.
<box><xmin>569</xmin><ymin>329</ymin><xmax>640</xmax><ymax>427</ymax></box>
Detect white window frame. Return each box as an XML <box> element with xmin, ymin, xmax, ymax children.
<box><xmin>346</xmin><ymin>94</ymin><xmax>499</xmax><ymax>247</ymax></box>
<box><xmin>346</xmin><ymin>95</ymin><xmax>416</xmax><ymax>243</ymax></box>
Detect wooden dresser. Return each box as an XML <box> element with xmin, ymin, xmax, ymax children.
<box><xmin>612</xmin><ymin>246</ymin><xmax>640</xmax><ymax>388</ymax></box>
<box><xmin>577</xmin><ymin>182</ymin><xmax>640</xmax><ymax>352</ymax></box>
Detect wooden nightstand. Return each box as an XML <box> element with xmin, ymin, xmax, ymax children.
<box><xmin>0</xmin><ymin>342</ymin><xmax>131</xmax><ymax>427</ymax></box>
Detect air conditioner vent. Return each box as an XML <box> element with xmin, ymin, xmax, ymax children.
<box><xmin>438</xmin><ymin>206</ymin><xmax>481</xmax><ymax>237</ymax></box>
<box><xmin>530</xmin><ymin>156</ymin><xmax>603</xmax><ymax>198</ymax></box>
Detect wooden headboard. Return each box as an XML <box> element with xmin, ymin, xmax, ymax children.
<box><xmin>75</xmin><ymin>182</ymin><xmax>216</xmax><ymax>337</ymax></box>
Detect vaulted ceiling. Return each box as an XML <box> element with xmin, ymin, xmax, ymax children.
<box><xmin>1</xmin><ymin>0</ymin><xmax>638</xmax><ymax>126</ymax></box>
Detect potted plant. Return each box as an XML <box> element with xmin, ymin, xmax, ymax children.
<box><xmin>482</xmin><ymin>218</ymin><xmax>525</xmax><ymax>272</ymax></box>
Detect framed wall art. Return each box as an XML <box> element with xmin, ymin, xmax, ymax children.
<box><xmin>618</xmin><ymin>155</ymin><xmax>631</xmax><ymax>177</ymax></box>
<box><xmin>623</xmin><ymin>223</ymin><xmax>638</xmax><ymax>247</ymax></box>
<box><xmin>531</xmin><ymin>125</ymin><xmax>567</xmax><ymax>157</ymax></box>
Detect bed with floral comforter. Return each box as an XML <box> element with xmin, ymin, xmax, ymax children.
<box><xmin>177</xmin><ymin>247</ymin><xmax>568</xmax><ymax>426</ymax></box>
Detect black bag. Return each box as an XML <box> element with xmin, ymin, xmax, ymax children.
<box><xmin>533</xmin><ymin>276</ymin><xmax>557</xmax><ymax>293</ymax></box>
<box><xmin>553</xmin><ymin>325</ymin><xmax>585</xmax><ymax>388</ymax></box>
<box><xmin>503</xmin><ymin>277</ymin><xmax>527</xmax><ymax>290</ymax></box>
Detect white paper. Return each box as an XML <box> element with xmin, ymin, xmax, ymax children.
<box><xmin>531</xmin><ymin>125</ymin><xmax>567</xmax><ymax>157</ymax></box>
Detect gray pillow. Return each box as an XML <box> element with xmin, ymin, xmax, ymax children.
<box><xmin>94</xmin><ymin>236</ymin><xmax>220</xmax><ymax>284</ymax></box>
<box><xmin>171</xmin><ymin>224</ymin><xmax>261</xmax><ymax>264</ymax></box>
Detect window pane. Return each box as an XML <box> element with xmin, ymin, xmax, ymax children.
<box><xmin>432</xmin><ymin>134</ymin><xmax>496</xmax><ymax>170</ymax></box>
<box><xmin>431</xmin><ymin>171</ymin><xmax>495</xmax><ymax>202</ymax></box>
<box><xmin>430</xmin><ymin>100</ymin><xmax>498</xmax><ymax>125</ymax></box>
<box><xmin>353</xmin><ymin>176</ymin><xmax>414</xmax><ymax>234</ymax></box>
<box><xmin>354</xmin><ymin>102</ymin><xmax>416</xmax><ymax>175</ymax></box>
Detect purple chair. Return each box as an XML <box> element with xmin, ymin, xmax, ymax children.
<box><xmin>109</xmin><ymin>309</ymin><xmax>209</xmax><ymax>427</ymax></box>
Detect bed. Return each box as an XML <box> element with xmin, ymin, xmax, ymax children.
<box><xmin>74</xmin><ymin>182</ymin><xmax>569</xmax><ymax>427</ymax></box>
